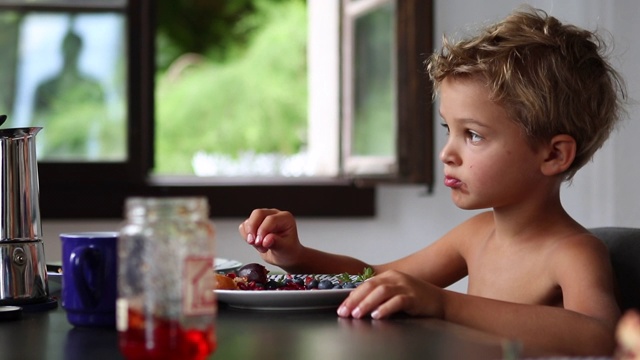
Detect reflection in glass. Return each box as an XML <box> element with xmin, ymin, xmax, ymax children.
<box><xmin>8</xmin><ymin>12</ymin><xmax>126</xmax><ymax>161</ymax></box>
<box><xmin>352</xmin><ymin>2</ymin><xmax>395</xmax><ymax>157</ymax></box>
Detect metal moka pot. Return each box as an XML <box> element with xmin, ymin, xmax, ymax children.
<box><xmin>0</xmin><ymin>127</ymin><xmax>49</xmax><ymax>304</ymax></box>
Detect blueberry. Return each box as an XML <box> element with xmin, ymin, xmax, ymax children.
<box><xmin>266</xmin><ymin>279</ymin><xmax>280</xmax><ymax>290</ymax></box>
<box><xmin>318</xmin><ymin>279</ymin><xmax>334</xmax><ymax>289</ymax></box>
<box><xmin>342</xmin><ymin>282</ymin><xmax>356</xmax><ymax>289</ymax></box>
<box><xmin>306</xmin><ymin>279</ymin><xmax>319</xmax><ymax>289</ymax></box>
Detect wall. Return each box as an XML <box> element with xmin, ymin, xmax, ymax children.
<box><xmin>41</xmin><ymin>0</ymin><xmax>640</xmax><ymax>293</ymax></box>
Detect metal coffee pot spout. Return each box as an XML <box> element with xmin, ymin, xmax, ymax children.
<box><xmin>0</xmin><ymin>126</ymin><xmax>49</xmax><ymax>304</ymax></box>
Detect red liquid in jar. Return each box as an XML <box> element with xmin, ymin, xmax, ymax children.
<box><xmin>119</xmin><ymin>309</ymin><xmax>216</xmax><ymax>360</ymax></box>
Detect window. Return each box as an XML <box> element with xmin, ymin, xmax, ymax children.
<box><xmin>0</xmin><ymin>0</ymin><xmax>433</xmax><ymax>219</ymax></box>
<box><xmin>344</xmin><ymin>0</ymin><xmax>434</xmax><ymax>186</ymax></box>
<box><xmin>343</xmin><ymin>0</ymin><xmax>398</xmax><ymax>176</ymax></box>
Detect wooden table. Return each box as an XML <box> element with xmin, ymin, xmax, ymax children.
<box><xmin>0</xmin><ymin>301</ymin><xmax>520</xmax><ymax>360</ymax></box>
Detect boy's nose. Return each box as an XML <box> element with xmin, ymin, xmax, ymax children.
<box><xmin>439</xmin><ymin>140</ymin><xmax>460</xmax><ymax>166</ymax></box>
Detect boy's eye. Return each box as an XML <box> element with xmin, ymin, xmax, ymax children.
<box><xmin>468</xmin><ymin>131</ymin><xmax>483</xmax><ymax>142</ymax></box>
<box><xmin>440</xmin><ymin>122</ymin><xmax>450</xmax><ymax>134</ymax></box>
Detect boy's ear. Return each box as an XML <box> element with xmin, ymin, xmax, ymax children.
<box><xmin>540</xmin><ymin>134</ymin><xmax>576</xmax><ymax>176</ymax></box>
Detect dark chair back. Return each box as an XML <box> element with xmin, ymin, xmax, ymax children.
<box><xmin>590</xmin><ymin>227</ymin><xmax>640</xmax><ymax>312</ymax></box>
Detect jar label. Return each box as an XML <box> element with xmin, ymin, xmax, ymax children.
<box><xmin>116</xmin><ymin>298</ymin><xmax>128</xmax><ymax>332</ymax></box>
<box><xmin>182</xmin><ymin>256</ymin><xmax>217</xmax><ymax>315</ymax></box>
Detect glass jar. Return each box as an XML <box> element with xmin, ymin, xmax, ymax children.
<box><xmin>117</xmin><ymin>197</ymin><xmax>217</xmax><ymax>360</ymax></box>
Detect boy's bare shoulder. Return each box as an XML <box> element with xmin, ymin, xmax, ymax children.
<box><xmin>457</xmin><ymin>211</ymin><xmax>495</xmax><ymax>229</ymax></box>
<box><xmin>548</xmin><ymin>230</ymin><xmax>612</xmax><ymax>275</ymax></box>
<box><xmin>453</xmin><ymin>211</ymin><xmax>495</xmax><ymax>236</ymax></box>
<box><xmin>443</xmin><ymin>211</ymin><xmax>495</xmax><ymax>247</ymax></box>
<box><xmin>550</xmin><ymin>230</ymin><xmax>608</xmax><ymax>257</ymax></box>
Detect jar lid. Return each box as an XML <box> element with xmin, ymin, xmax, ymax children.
<box><xmin>0</xmin><ymin>127</ymin><xmax>42</xmax><ymax>139</ymax></box>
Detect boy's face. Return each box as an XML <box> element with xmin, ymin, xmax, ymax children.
<box><xmin>438</xmin><ymin>76</ymin><xmax>547</xmax><ymax>210</ymax></box>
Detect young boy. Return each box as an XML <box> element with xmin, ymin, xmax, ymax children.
<box><xmin>238</xmin><ymin>7</ymin><xmax>626</xmax><ymax>357</ymax></box>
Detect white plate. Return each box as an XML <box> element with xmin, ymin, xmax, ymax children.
<box><xmin>214</xmin><ymin>258</ymin><xmax>243</xmax><ymax>272</ymax></box>
<box><xmin>46</xmin><ymin>259</ymin><xmax>239</xmax><ymax>291</ymax></box>
<box><xmin>47</xmin><ymin>272</ymin><xmax>62</xmax><ymax>295</ymax></box>
<box><xmin>46</xmin><ymin>262</ymin><xmax>62</xmax><ymax>273</ymax></box>
<box><xmin>48</xmin><ymin>259</ymin><xmax>240</xmax><ymax>273</ymax></box>
<box><xmin>215</xmin><ymin>274</ymin><xmax>358</xmax><ymax>310</ymax></box>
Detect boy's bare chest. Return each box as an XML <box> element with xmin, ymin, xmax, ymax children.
<box><xmin>465</xmin><ymin>244</ymin><xmax>562</xmax><ymax>306</ymax></box>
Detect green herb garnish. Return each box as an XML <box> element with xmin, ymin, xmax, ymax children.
<box><xmin>337</xmin><ymin>267</ymin><xmax>375</xmax><ymax>283</ymax></box>
<box><xmin>356</xmin><ymin>267</ymin><xmax>375</xmax><ymax>282</ymax></box>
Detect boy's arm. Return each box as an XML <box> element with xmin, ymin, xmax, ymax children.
<box><xmin>442</xmin><ymin>290</ymin><xmax>617</xmax><ymax>356</ymax></box>
<box><xmin>339</xmin><ymin>228</ymin><xmax>619</xmax><ymax>356</ymax></box>
<box><xmin>240</xmin><ymin>208</ymin><xmax>373</xmax><ymax>274</ymax></box>
<box><xmin>278</xmin><ymin>246</ymin><xmax>372</xmax><ymax>275</ymax></box>
<box><xmin>342</xmin><ymin>267</ymin><xmax>617</xmax><ymax>356</ymax></box>
<box><xmin>444</xmin><ymin>234</ymin><xmax>619</xmax><ymax>356</ymax></box>
<box><xmin>290</xmin><ymin>214</ymin><xmax>473</xmax><ymax>282</ymax></box>
<box><xmin>241</xmin><ymin>208</ymin><xmax>470</xmax><ymax>283</ymax></box>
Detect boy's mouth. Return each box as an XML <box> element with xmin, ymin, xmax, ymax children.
<box><xmin>444</xmin><ymin>175</ymin><xmax>462</xmax><ymax>188</ymax></box>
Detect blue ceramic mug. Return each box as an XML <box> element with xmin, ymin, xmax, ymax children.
<box><xmin>60</xmin><ymin>232</ymin><xmax>118</xmax><ymax>327</ymax></box>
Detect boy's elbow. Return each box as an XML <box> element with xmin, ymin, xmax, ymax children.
<box><xmin>527</xmin><ymin>321</ymin><xmax>617</xmax><ymax>357</ymax></box>
<box><xmin>593</xmin><ymin>331</ymin><xmax>617</xmax><ymax>357</ymax></box>
<box><xmin>567</xmin><ymin>322</ymin><xmax>616</xmax><ymax>357</ymax></box>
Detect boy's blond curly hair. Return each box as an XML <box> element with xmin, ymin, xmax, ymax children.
<box><xmin>427</xmin><ymin>7</ymin><xmax>626</xmax><ymax>180</ymax></box>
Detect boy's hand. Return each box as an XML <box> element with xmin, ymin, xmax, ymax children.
<box><xmin>238</xmin><ymin>208</ymin><xmax>304</xmax><ymax>267</ymax></box>
<box><xmin>337</xmin><ymin>270</ymin><xmax>445</xmax><ymax>320</ymax></box>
